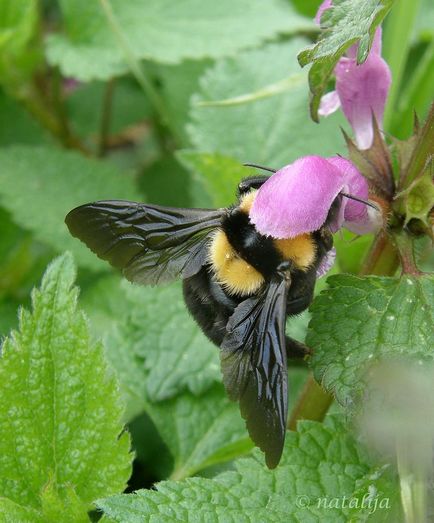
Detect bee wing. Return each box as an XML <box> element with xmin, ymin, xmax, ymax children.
<box><xmin>65</xmin><ymin>200</ymin><xmax>224</xmax><ymax>285</ymax></box>
<box><xmin>220</xmin><ymin>274</ymin><xmax>290</xmax><ymax>469</ymax></box>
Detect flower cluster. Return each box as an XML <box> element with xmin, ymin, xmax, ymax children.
<box><xmin>249</xmin><ymin>0</ymin><xmax>392</xmax><ymax>267</ymax></box>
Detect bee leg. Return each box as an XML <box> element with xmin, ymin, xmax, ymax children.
<box><xmin>285</xmin><ymin>336</ymin><xmax>313</xmax><ymax>359</ymax></box>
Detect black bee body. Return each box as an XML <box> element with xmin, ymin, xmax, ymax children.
<box><xmin>182</xmin><ymin>176</ymin><xmax>334</xmax><ymax>358</ymax></box>
<box><xmin>65</xmin><ymin>173</ymin><xmax>336</xmax><ymax>468</ymax></box>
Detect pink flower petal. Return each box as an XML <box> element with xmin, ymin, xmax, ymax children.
<box><xmin>327</xmin><ymin>156</ymin><xmax>382</xmax><ymax>234</ymax></box>
<box><xmin>335</xmin><ymin>51</ymin><xmax>391</xmax><ymax>149</ymax></box>
<box><xmin>315</xmin><ymin>0</ymin><xmax>332</xmax><ymax>25</ymax></box>
<box><xmin>318</xmin><ymin>90</ymin><xmax>341</xmax><ymax>116</ymax></box>
<box><xmin>347</xmin><ymin>27</ymin><xmax>383</xmax><ymax>60</ymax></box>
<box><xmin>326</xmin><ymin>156</ymin><xmax>368</xmax><ymax>221</ymax></box>
<box><xmin>249</xmin><ymin>156</ymin><xmax>346</xmax><ymax>238</ymax></box>
<box><xmin>317</xmin><ymin>247</ymin><xmax>336</xmax><ymax>278</ymax></box>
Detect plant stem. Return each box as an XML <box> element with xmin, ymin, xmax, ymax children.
<box><xmin>396</xmin><ymin>436</ymin><xmax>430</xmax><ymax>523</ymax></box>
<box><xmin>98</xmin><ymin>78</ymin><xmax>116</xmax><ymax>157</ymax></box>
<box><xmin>98</xmin><ymin>0</ymin><xmax>183</xmax><ymax>146</ymax></box>
<box><xmin>51</xmin><ymin>67</ymin><xmax>71</xmax><ymax>144</ymax></box>
<box><xmin>288</xmin><ymin>374</ymin><xmax>333</xmax><ymax>430</ymax></box>
<box><xmin>393</xmin><ymin>231</ymin><xmax>424</xmax><ymax>276</ymax></box>
<box><xmin>359</xmin><ymin>231</ymin><xmax>400</xmax><ymax>276</ymax></box>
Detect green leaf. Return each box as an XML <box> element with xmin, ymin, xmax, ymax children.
<box><xmin>97</xmin><ymin>415</ymin><xmax>400</xmax><ymax>522</ymax></box>
<box><xmin>147</xmin><ymin>384</ymin><xmax>252</xmax><ymax>480</ymax></box>
<box><xmin>46</xmin><ymin>0</ymin><xmax>312</xmax><ymax>82</ymax></box>
<box><xmin>80</xmin><ymin>274</ymin><xmax>147</xmax><ymax>422</ymax></box>
<box><xmin>177</xmin><ymin>151</ymin><xmax>248</xmax><ymax>207</ymax></box>
<box><xmin>0</xmin><ymin>0</ymin><xmax>37</xmax><ymax>53</ymax></box>
<box><xmin>412</xmin><ymin>0</ymin><xmax>434</xmax><ymax>42</ymax></box>
<box><xmin>308</xmin><ymin>274</ymin><xmax>434</xmax><ymax>406</ymax></box>
<box><xmin>189</xmin><ymin>40</ymin><xmax>347</xmax><ymax>167</ymax></box>
<box><xmin>298</xmin><ymin>0</ymin><xmax>394</xmax><ymax>120</ymax></box>
<box><xmin>382</xmin><ymin>0</ymin><xmax>421</xmax><ymax>131</ymax></box>
<box><xmin>119</xmin><ymin>282</ymin><xmax>221</xmax><ymax>402</ymax></box>
<box><xmin>0</xmin><ymin>0</ymin><xmax>41</xmax><ymax>89</ymax></box>
<box><xmin>0</xmin><ymin>498</ymin><xmax>43</xmax><ymax>523</ymax></box>
<box><xmin>0</xmin><ymin>145</ymin><xmax>141</xmax><ymax>271</ymax></box>
<box><xmin>138</xmin><ymin>155</ymin><xmax>198</xmax><ymax>208</ymax></box>
<box><xmin>333</xmin><ymin>230</ymin><xmax>374</xmax><ymax>274</ymax></box>
<box><xmin>391</xmin><ymin>40</ymin><xmax>434</xmax><ymax>139</ymax></box>
<box><xmin>0</xmin><ymin>89</ymin><xmax>49</xmax><ymax>146</ymax></box>
<box><xmin>149</xmin><ymin>60</ymin><xmax>211</xmax><ymax>146</ymax></box>
<box><xmin>83</xmin><ymin>278</ymin><xmax>220</xmax><ymax>405</ymax></box>
<box><xmin>0</xmin><ymin>253</ymin><xmax>132</xmax><ymax>522</ymax></box>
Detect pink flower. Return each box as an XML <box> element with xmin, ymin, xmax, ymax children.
<box><xmin>316</xmin><ymin>1</ymin><xmax>392</xmax><ymax>149</ymax></box>
<box><xmin>249</xmin><ymin>156</ymin><xmax>378</xmax><ymax>239</ymax></box>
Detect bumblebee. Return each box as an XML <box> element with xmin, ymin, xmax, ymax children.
<box><xmin>66</xmin><ymin>168</ymin><xmax>347</xmax><ymax>468</ymax></box>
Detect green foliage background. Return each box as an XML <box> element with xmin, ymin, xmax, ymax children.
<box><xmin>0</xmin><ymin>0</ymin><xmax>433</xmax><ymax>521</ymax></box>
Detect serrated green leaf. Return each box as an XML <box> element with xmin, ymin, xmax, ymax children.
<box><xmin>121</xmin><ymin>282</ymin><xmax>221</xmax><ymax>402</ymax></box>
<box><xmin>0</xmin><ymin>145</ymin><xmax>140</xmax><ymax>271</ymax></box>
<box><xmin>189</xmin><ymin>40</ymin><xmax>347</xmax><ymax>167</ymax></box>
<box><xmin>298</xmin><ymin>0</ymin><xmax>394</xmax><ymax>121</ymax></box>
<box><xmin>0</xmin><ymin>498</ymin><xmax>43</xmax><ymax>523</ymax></box>
<box><xmin>83</xmin><ymin>278</ymin><xmax>220</xmax><ymax>405</ymax></box>
<box><xmin>308</xmin><ymin>274</ymin><xmax>434</xmax><ymax>406</ymax></box>
<box><xmin>147</xmin><ymin>384</ymin><xmax>252</xmax><ymax>480</ymax></box>
<box><xmin>0</xmin><ymin>253</ymin><xmax>132</xmax><ymax>522</ymax></box>
<box><xmin>81</xmin><ymin>274</ymin><xmax>147</xmax><ymax>422</ymax></box>
<box><xmin>46</xmin><ymin>0</ymin><xmax>312</xmax><ymax>82</ymax></box>
<box><xmin>97</xmin><ymin>415</ymin><xmax>400</xmax><ymax>522</ymax></box>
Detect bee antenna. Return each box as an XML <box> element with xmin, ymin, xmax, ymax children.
<box><xmin>340</xmin><ymin>192</ymin><xmax>379</xmax><ymax>211</ymax></box>
<box><xmin>243</xmin><ymin>163</ymin><xmax>277</xmax><ymax>173</ymax></box>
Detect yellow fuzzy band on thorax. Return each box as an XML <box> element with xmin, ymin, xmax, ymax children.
<box><xmin>209</xmin><ymin>229</ymin><xmax>264</xmax><ymax>296</ymax></box>
<box><xmin>274</xmin><ymin>234</ymin><xmax>316</xmax><ymax>270</ymax></box>
<box><xmin>238</xmin><ymin>190</ymin><xmax>257</xmax><ymax>213</ymax></box>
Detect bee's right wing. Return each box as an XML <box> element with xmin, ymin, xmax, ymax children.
<box><xmin>65</xmin><ymin>200</ymin><xmax>225</xmax><ymax>285</ymax></box>
<box><xmin>220</xmin><ymin>268</ymin><xmax>291</xmax><ymax>469</ymax></box>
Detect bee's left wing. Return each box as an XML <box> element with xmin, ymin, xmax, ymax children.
<box><xmin>220</xmin><ymin>268</ymin><xmax>291</xmax><ymax>469</ymax></box>
<box><xmin>65</xmin><ymin>200</ymin><xmax>224</xmax><ymax>285</ymax></box>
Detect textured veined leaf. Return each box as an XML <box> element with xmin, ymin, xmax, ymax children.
<box><xmin>297</xmin><ymin>0</ymin><xmax>394</xmax><ymax>120</ymax></box>
<box><xmin>308</xmin><ymin>274</ymin><xmax>434</xmax><ymax>406</ymax></box>
<box><xmin>189</xmin><ymin>40</ymin><xmax>347</xmax><ymax>167</ymax></box>
<box><xmin>97</xmin><ymin>416</ymin><xmax>401</xmax><ymax>522</ymax></box>
<box><xmin>0</xmin><ymin>253</ymin><xmax>132</xmax><ymax>521</ymax></box>
<box><xmin>46</xmin><ymin>0</ymin><xmax>313</xmax><ymax>81</ymax></box>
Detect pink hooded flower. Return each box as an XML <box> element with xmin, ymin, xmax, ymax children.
<box><xmin>249</xmin><ymin>156</ymin><xmax>377</xmax><ymax>239</ymax></box>
<box><xmin>316</xmin><ymin>0</ymin><xmax>392</xmax><ymax>149</ymax></box>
